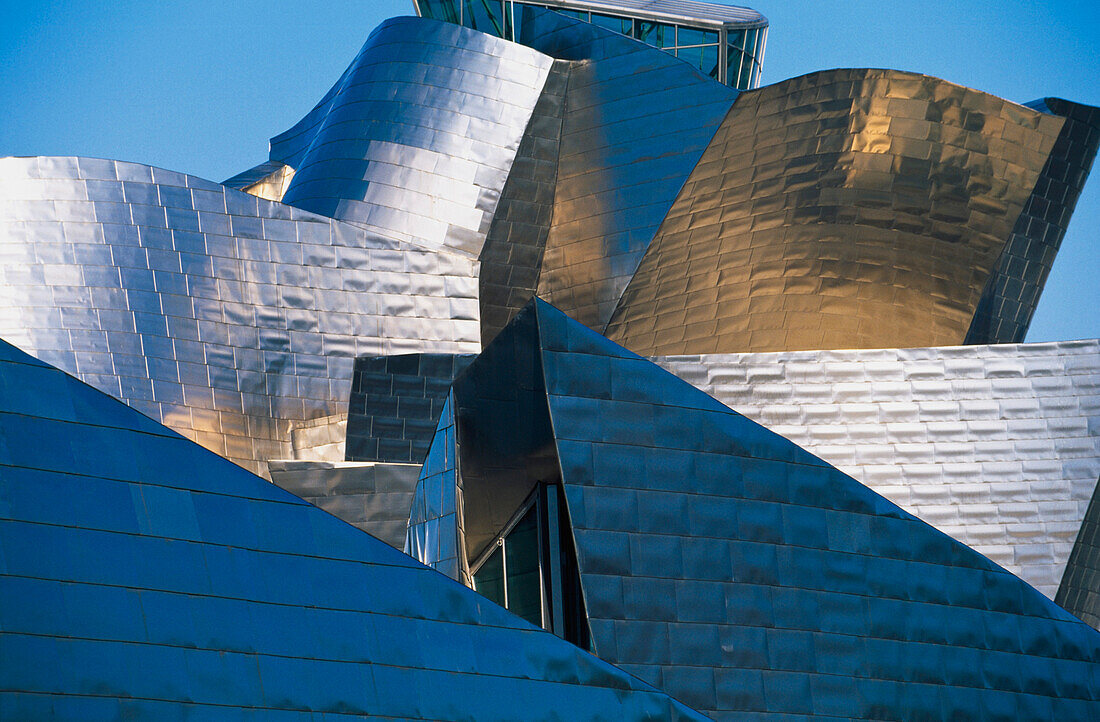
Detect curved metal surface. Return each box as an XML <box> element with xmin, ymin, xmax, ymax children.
<box><xmin>605</xmin><ymin>69</ymin><xmax>1065</xmax><ymax>355</ymax></box>
<box><xmin>0</xmin><ymin>156</ymin><xmax>481</xmax><ymax>477</ymax></box>
<box><xmin>1057</xmin><ymin>475</ymin><xmax>1100</xmax><ymax>629</ymax></box>
<box><xmin>274</xmin><ymin>16</ymin><xmax>554</xmax><ymax>259</ymax></box>
<box><xmin>0</xmin><ymin>337</ymin><xmax>708</xmax><ymax>722</ymax></box>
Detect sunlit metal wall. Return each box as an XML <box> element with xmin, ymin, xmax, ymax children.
<box><xmin>606</xmin><ymin>69</ymin><xmax>1065</xmax><ymax>355</ymax></box>
<box><xmin>0</xmin><ymin>156</ymin><xmax>481</xmax><ymax>476</ymax></box>
<box><xmin>656</xmin><ymin>339</ymin><xmax>1100</xmax><ymax>599</ymax></box>
<box><xmin>273</xmin><ymin>17</ymin><xmax>554</xmax><ymax>260</ymax></box>
<box><xmin>0</xmin><ymin>337</ymin><xmax>706</xmax><ymax>721</ymax></box>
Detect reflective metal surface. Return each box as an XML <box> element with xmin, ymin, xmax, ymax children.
<box><xmin>223</xmin><ymin>160</ymin><xmax>296</xmax><ymax>202</ymax></box>
<box><xmin>606</xmin><ymin>69</ymin><xmax>1066</xmax><ymax>354</ymax></box>
<box><xmin>656</xmin><ymin>339</ymin><xmax>1100</xmax><ymax>599</ymax></box>
<box><xmin>410</xmin><ymin>297</ymin><xmax>1100</xmax><ymax>720</ymax></box>
<box><xmin>274</xmin><ymin>17</ymin><xmax>554</xmax><ymax>259</ymax></box>
<box><xmin>0</xmin><ymin>336</ymin><xmax>706</xmax><ymax>721</ymax></box>
<box><xmin>1057</xmin><ymin>475</ymin><xmax>1100</xmax><ymax>629</ymax></box>
<box><xmin>0</xmin><ymin>156</ymin><xmax>481</xmax><ymax>477</ymax></box>
<box><xmin>967</xmin><ymin>97</ymin><xmax>1100</xmax><ymax>344</ymax></box>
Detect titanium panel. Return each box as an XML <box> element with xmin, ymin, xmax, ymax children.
<box><xmin>274</xmin><ymin>17</ymin><xmax>555</xmax><ymax>259</ymax></box>
<box><xmin>606</xmin><ymin>69</ymin><xmax>1065</xmax><ymax>354</ymax></box>
<box><xmin>222</xmin><ymin>160</ymin><xmax>296</xmax><ymax>202</ymax></box>
<box><xmin>1058</xmin><ymin>476</ymin><xmax>1100</xmax><ymax>629</ymax></box>
<box><xmin>967</xmin><ymin>98</ymin><xmax>1100</xmax><ymax>344</ymax></box>
<box><xmin>0</xmin><ymin>156</ymin><xmax>482</xmax><ymax>477</ymax></box>
<box><xmin>655</xmin><ymin>339</ymin><xmax>1100</xmax><ymax>599</ymax></box>
<box><xmin>517</xmin><ymin>8</ymin><xmax>739</xmax><ymax>330</ymax></box>
<box><xmin>0</xmin><ymin>336</ymin><xmax>706</xmax><ymax>721</ymax></box>
<box><xmin>412</xmin><ymin>298</ymin><xmax>1100</xmax><ymax>720</ymax></box>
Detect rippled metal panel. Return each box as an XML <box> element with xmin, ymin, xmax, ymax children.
<box><xmin>0</xmin><ymin>337</ymin><xmax>707</xmax><ymax>721</ymax></box>
<box><xmin>346</xmin><ymin>352</ymin><xmax>475</xmax><ymax>463</ymax></box>
<box><xmin>656</xmin><ymin>339</ymin><xmax>1100</xmax><ymax>599</ymax></box>
<box><xmin>273</xmin><ymin>17</ymin><xmax>554</xmax><ymax>259</ymax></box>
<box><xmin>479</xmin><ymin>59</ymin><xmax>570</xmax><ymax>344</ymax></box>
<box><xmin>517</xmin><ymin>9</ymin><xmax>739</xmax><ymax>330</ymax></box>
<box><xmin>967</xmin><ymin>98</ymin><xmax>1100</xmax><ymax>344</ymax></box>
<box><xmin>1057</xmin><ymin>476</ymin><xmax>1100</xmax><ymax>629</ymax></box>
<box><xmin>0</xmin><ymin>156</ymin><xmax>481</xmax><ymax>477</ymax></box>
<box><xmin>411</xmin><ymin>298</ymin><xmax>1100</xmax><ymax>720</ymax></box>
<box><xmin>606</xmin><ymin>69</ymin><xmax>1065</xmax><ymax>355</ymax></box>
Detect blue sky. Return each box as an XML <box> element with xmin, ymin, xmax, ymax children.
<box><xmin>2</xmin><ymin>1</ymin><xmax>1097</xmax><ymax>341</ymax></box>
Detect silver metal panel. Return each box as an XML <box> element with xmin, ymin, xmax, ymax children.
<box><xmin>655</xmin><ymin>339</ymin><xmax>1100</xmax><ymax>599</ymax></box>
<box><xmin>0</xmin><ymin>156</ymin><xmax>482</xmax><ymax>477</ymax></box>
<box><xmin>274</xmin><ymin>17</ymin><xmax>554</xmax><ymax>260</ymax></box>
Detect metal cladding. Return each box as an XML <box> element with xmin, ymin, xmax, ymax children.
<box><xmin>0</xmin><ymin>337</ymin><xmax>707</xmax><ymax>721</ymax></box>
<box><xmin>222</xmin><ymin>160</ymin><xmax>295</xmax><ymax>202</ymax></box>
<box><xmin>409</xmin><ymin>298</ymin><xmax>1100</xmax><ymax>720</ymax></box>
<box><xmin>0</xmin><ymin>156</ymin><xmax>481</xmax><ymax>477</ymax></box>
<box><xmin>1058</xmin><ymin>476</ymin><xmax>1100</xmax><ymax>629</ymax></box>
<box><xmin>272</xmin><ymin>17</ymin><xmax>554</xmax><ymax>259</ymax></box>
<box><xmin>605</xmin><ymin>69</ymin><xmax>1067</xmax><ymax>355</ymax></box>
<box><xmin>967</xmin><ymin>98</ymin><xmax>1100</xmax><ymax>344</ymax></box>
<box><xmin>655</xmin><ymin>340</ymin><xmax>1100</xmax><ymax>600</ymax></box>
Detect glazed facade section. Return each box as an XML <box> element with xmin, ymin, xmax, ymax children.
<box><xmin>414</xmin><ymin>0</ymin><xmax>768</xmax><ymax>88</ymax></box>
<box><xmin>606</xmin><ymin>69</ymin><xmax>1066</xmax><ymax>354</ymax></box>
<box><xmin>407</xmin><ymin>299</ymin><xmax>1100</xmax><ymax>720</ymax></box>
<box><xmin>0</xmin><ymin>337</ymin><xmax>705</xmax><ymax>721</ymax></box>
<box><xmin>656</xmin><ymin>339</ymin><xmax>1100</xmax><ymax>599</ymax></box>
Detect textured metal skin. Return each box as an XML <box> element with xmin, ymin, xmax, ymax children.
<box><xmin>346</xmin><ymin>352</ymin><xmax>475</xmax><ymax>463</ymax></box>
<box><xmin>1057</xmin><ymin>476</ymin><xmax>1100</xmax><ymax>629</ymax></box>
<box><xmin>273</xmin><ymin>17</ymin><xmax>554</xmax><ymax>259</ymax></box>
<box><xmin>0</xmin><ymin>156</ymin><xmax>481</xmax><ymax>477</ymax></box>
<box><xmin>0</xmin><ymin>337</ymin><xmax>707</xmax><ymax>721</ymax></box>
<box><xmin>518</xmin><ymin>9</ymin><xmax>739</xmax><ymax>331</ymax></box>
<box><xmin>967</xmin><ymin>98</ymin><xmax>1100</xmax><ymax>344</ymax></box>
<box><xmin>478</xmin><ymin>59</ymin><xmax>570</xmax><ymax>344</ymax></box>
<box><xmin>411</xmin><ymin>298</ymin><xmax>1100</xmax><ymax>720</ymax></box>
<box><xmin>656</xmin><ymin>339</ymin><xmax>1100</xmax><ymax>600</ymax></box>
<box><xmin>606</xmin><ymin>69</ymin><xmax>1065</xmax><ymax>355</ymax></box>
<box><xmin>268</xmin><ymin>460</ymin><xmax>422</xmax><ymax>549</ymax></box>
<box><xmin>223</xmin><ymin>160</ymin><xmax>296</xmax><ymax>202</ymax></box>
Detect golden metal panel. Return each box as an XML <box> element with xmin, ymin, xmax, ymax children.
<box><xmin>606</xmin><ymin>69</ymin><xmax>1062</xmax><ymax>355</ymax></box>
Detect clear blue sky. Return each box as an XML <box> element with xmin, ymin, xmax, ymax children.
<box><xmin>2</xmin><ymin>1</ymin><xmax>1097</xmax><ymax>342</ymax></box>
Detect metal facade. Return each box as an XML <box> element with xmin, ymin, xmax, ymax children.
<box><xmin>656</xmin><ymin>340</ymin><xmax>1100</xmax><ymax>600</ymax></box>
<box><xmin>409</xmin><ymin>298</ymin><xmax>1100</xmax><ymax>720</ymax></box>
<box><xmin>605</xmin><ymin>69</ymin><xmax>1066</xmax><ymax>354</ymax></box>
<box><xmin>0</xmin><ymin>336</ymin><xmax>706</xmax><ymax>721</ymax></box>
<box><xmin>1058</xmin><ymin>475</ymin><xmax>1100</xmax><ymax>628</ymax></box>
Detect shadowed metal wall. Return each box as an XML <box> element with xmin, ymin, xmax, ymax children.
<box><xmin>606</xmin><ymin>69</ymin><xmax>1065</xmax><ymax>355</ymax></box>
<box><xmin>0</xmin><ymin>336</ymin><xmax>707</xmax><ymax>721</ymax></box>
<box><xmin>1057</xmin><ymin>476</ymin><xmax>1100</xmax><ymax>629</ymax></box>
<box><xmin>656</xmin><ymin>339</ymin><xmax>1100</xmax><ymax>599</ymax></box>
<box><xmin>517</xmin><ymin>9</ymin><xmax>739</xmax><ymax>331</ymax></box>
<box><xmin>0</xmin><ymin>157</ymin><xmax>481</xmax><ymax>476</ymax></box>
<box><xmin>967</xmin><ymin>98</ymin><xmax>1100</xmax><ymax>344</ymax></box>
<box><xmin>273</xmin><ymin>17</ymin><xmax>554</xmax><ymax>259</ymax></box>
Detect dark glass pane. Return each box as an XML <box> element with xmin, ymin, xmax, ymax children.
<box><xmin>745</xmin><ymin>28</ymin><xmax>759</xmax><ymax>59</ymax></box>
<box><xmin>637</xmin><ymin>21</ymin><xmax>674</xmax><ymax>48</ymax></box>
<box><xmin>727</xmin><ymin>28</ymin><xmax>746</xmax><ymax>51</ymax></box>
<box><xmin>676</xmin><ymin>26</ymin><xmax>718</xmax><ymax>47</ymax></box>
<box><xmin>727</xmin><ymin>45</ymin><xmax>746</xmax><ymax>82</ymax></box>
<box><xmin>464</xmin><ymin>0</ymin><xmax>504</xmax><ymax>37</ymax></box>
<box><xmin>505</xmin><ymin>505</ymin><xmax>543</xmax><ymax>627</ymax></box>
<box><xmin>419</xmin><ymin>0</ymin><xmax>461</xmax><ymax>24</ymax></box>
<box><xmin>590</xmin><ymin>13</ymin><xmax>632</xmax><ymax>36</ymax></box>
<box><xmin>677</xmin><ymin>45</ymin><xmax>719</xmax><ymax>79</ymax></box>
<box><xmin>738</xmin><ymin>55</ymin><xmax>754</xmax><ymax>89</ymax></box>
<box><xmin>554</xmin><ymin>8</ymin><xmax>588</xmax><ymax>21</ymax></box>
<box><xmin>473</xmin><ymin>545</ymin><xmax>505</xmax><ymax>608</ymax></box>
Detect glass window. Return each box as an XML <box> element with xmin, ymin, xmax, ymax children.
<box><xmin>738</xmin><ymin>56</ymin><xmax>755</xmax><ymax>89</ymax></box>
<box><xmin>590</xmin><ymin>13</ymin><xmax>632</xmax><ymax>36</ymax></box>
<box><xmin>553</xmin><ymin>8</ymin><xmax>588</xmax><ymax>21</ymax></box>
<box><xmin>473</xmin><ymin>544</ymin><xmax>505</xmax><ymax>607</ymax></box>
<box><xmin>504</xmin><ymin>505</ymin><xmax>542</xmax><ymax>627</ymax></box>
<box><xmin>464</xmin><ymin>0</ymin><xmax>505</xmax><ymax>37</ymax></box>
<box><xmin>418</xmin><ymin>0</ymin><xmax>461</xmax><ymax>23</ymax></box>
<box><xmin>727</xmin><ymin>46</ymin><xmax>746</xmax><ymax>85</ymax></box>
<box><xmin>676</xmin><ymin>26</ymin><xmax>718</xmax><ymax>47</ymax></box>
<box><xmin>727</xmin><ymin>28</ymin><xmax>746</xmax><ymax>52</ymax></box>
<box><xmin>637</xmin><ymin>21</ymin><xmax>674</xmax><ymax>48</ymax></box>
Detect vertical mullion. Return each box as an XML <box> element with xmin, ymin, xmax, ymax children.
<box><xmin>546</xmin><ymin>484</ymin><xmax>565</xmax><ymax>638</ymax></box>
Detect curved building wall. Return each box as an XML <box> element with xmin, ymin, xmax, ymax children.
<box><xmin>0</xmin><ymin>156</ymin><xmax>481</xmax><ymax>476</ymax></box>
<box><xmin>273</xmin><ymin>17</ymin><xmax>554</xmax><ymax>259</ymax></box>
<box><xmin>605</xmin><ymin>69</ymin><xmax>1065</xmax><ymax>355</ymax></box>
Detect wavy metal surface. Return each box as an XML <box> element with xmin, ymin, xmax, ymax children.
<box><xmin>966</xmin><ymin>97</ymin><xmax>1100</xmax><ymax>344</ymax></box>
<box><xmin>409</xmin><ymin>298</ymin><xmax>1100</xmax><ymax>720</ymax></box>
<box><xmin>273</xmin><ymin>17</ymin><xmax>554</xmax><ymax>259</ymax></box>
<box><xmin>0</xmin><ymin>156</ymin><xmax>481</xmax><ymax>477</ymax></box>
<box><xmin>606</xmin><ymin>69</ymin><xmax>1065</xmax><ymax>355</ymax></box>
<box><xmin>0</xmin><ymin>337</ymin><xmax>707</xmax><ymax>721</ymax></box>
<box><xmin>656</xmin><ymin>339</ymin><xmax>1100</xmax><ymax>599</ymax></box>
<box><xmin>517</xmin><ymin>8</ymin><xmax>739</xmax><ymax>330</ymax></box>
<box><xmin>1057</xmin><ymin>475</ymin><xmax>1100</xmax><ymax>629</ymax></box>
